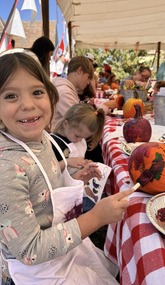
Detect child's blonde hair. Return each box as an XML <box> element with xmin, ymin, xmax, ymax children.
<box><xmin>55</xmin><ymin>103</ymin><xmax>105</xmax><ymax>150</ymax></box>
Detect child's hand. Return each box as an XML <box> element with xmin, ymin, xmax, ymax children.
<box><xmin>67</xmin><ymin>157</ymin><xmax>91</xmax><ymax>169</ymax></box>
<box><xmin>91</xmin><ymin>188</ymin><xmax>133</xmax><ymax>227</ymax></box>
<box><xmin>103</xmin><ymin>100</ymin><xmax>117</xmax><ymax>110</ymax></box>
<box><xmin>72</xmin><ymin>162</ymin><xmax>101</xmax><ymax>184</ymax></box>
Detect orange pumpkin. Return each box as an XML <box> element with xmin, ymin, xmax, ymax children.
<box><xmin>111</xmin><ymin>94</ymin><xmax>124</xmax><ymax>110</ymax></box>
<box><xmin>123</xmin><ymin>97</ymin><xmax>144</xmax><ymax>118</ymax></box>
<box><xmin>128</xmin><ymin>142</ymin><xmax>165</xmax><ymax>195</ymax></box>
<box><xmin>102</xmin><ymin>84</ymin><xmax>109</xmax><ymax>91</ymax></box>
<box><xmin>111</xmin><ymin>83</ymin><xmax>120</xmax><ymax>90</ymax></box>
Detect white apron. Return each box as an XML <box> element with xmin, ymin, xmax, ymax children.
<box><xmin>1</xmin><ymin>131</ymin><xmax>118</xmax><ymax>285</ymax></box>
<box><xmin>52</xmin><ymin>135</ymin><xmax>87</xmax><ymax>175</ymax></box>
<box><xmin>53</xmin><ymin>135</ymin><xmax>112</xmax><ymax>204</ymax></box>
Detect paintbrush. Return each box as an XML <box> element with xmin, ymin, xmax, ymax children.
<box><xmin>132</xmin><ymin>182</ymin><xmax>141</xmax><ymax>191</ymax></box>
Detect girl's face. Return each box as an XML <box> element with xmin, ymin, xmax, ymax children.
<box><xmin>0</xmin><ymin>68</ymin><xmax>51</xmax><ymax>142</ymax></box>
<box><xmin>63</xmin><ymin>121</ymin><xmax>94</xmax><ymax>143</ymax></box>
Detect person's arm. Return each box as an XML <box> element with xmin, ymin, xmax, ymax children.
<box><xmin>99</xmin><ymin>100</ymin><xmax>117</xmax><ymax>115</ymax></box>
<box><xmin>77</xmin><ymin>188</ymin><xmax>133</xmax><ymax>239</ymax></box>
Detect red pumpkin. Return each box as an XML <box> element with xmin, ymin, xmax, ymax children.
<box><xmin>123</xmin><ymin>104</ymin><xmax>152</xmax><ymax>143</ymax></box>
<box><xmin>128</xmin><ymin>142</ymin><xmax>165</xmax><ymax>195</ymax></box>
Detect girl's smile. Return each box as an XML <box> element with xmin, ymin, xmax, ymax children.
<box><xmin>0</xmin><ymin>68</ymin><xmax>52</xmax><ymax>142</ymax></box>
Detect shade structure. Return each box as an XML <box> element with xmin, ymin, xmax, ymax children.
<box><xmin>57</xmin><ymin>0</ymin><xmax>165</xmax><ymax>50</ymax></box>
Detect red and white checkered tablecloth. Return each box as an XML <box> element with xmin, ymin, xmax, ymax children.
<box><xmin>100</xmin><ymin>115</ymin><xmax>165</xmax><ymax>285</ymax></box>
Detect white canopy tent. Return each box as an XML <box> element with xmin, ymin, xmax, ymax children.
<box><xmin>57</xmin><ymin>0</ymin><xmax>165</xmax><ymax>51</ymax></box>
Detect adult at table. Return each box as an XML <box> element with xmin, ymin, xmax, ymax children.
<box><xmin>120</xmin><ymin>66</ymin><xmax>151</xmax><ymax>95</ymax></box>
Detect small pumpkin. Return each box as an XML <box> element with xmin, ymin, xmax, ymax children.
<box><xmin>110</xmin><ymin>94</ymin><xmax>124</xmax><ymax>110</ymax></box>
<box><xmin>102</xmin><ymin>84</ymin><xmax>109</xmax><ymax>91</ymax></box>
<box><xmin>123</xmin><ymin>104</ymin><xmax>152</xmax><ymax>143</ymax></box>
<box><xmin>111</xmin><ymin>82</ymin><xmax>120</xmax><ymax>90</ymax></box>
<box><xmin>123</xmin><ymin>90</ymin><xmax>145</xmax><ymax>118</ymax></box>
<box><xmin>128</xmin><ymin>142</ymin><xmax>165</xmax><ymax>195</ymax></box>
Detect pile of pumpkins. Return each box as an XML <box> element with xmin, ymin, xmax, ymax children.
<box><xmin>113</xmin><ymin>90</ymin><xmax>165</xmax><ymax>196</ymax></box>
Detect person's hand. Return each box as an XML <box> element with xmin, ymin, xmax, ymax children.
<box><xmin>67</xmin><ymin>157</ymin><xmax>91</xmax><ymax>168</ymax></box>
<box><xmin>77</xmin><ymin>188</ymin><xmax>134</xmax><ymax>239</ymax></box>
<box><xmin>103</xmin><ymin>100</ymin><xmax>117</xmax><ymax>110</ymax></box>
<box><xmin>72</xmin><ymin>162</ymin><xmax>101</xmax><ymax>184</ymax></box>
<box><xmin>91</xmin><ymin>189</ymin><xmax>133</xmax><ymax>227</ymax></box>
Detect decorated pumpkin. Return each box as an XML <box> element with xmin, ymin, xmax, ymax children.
<box><xmin>123</xmin><ymin>104</ymin><xmax>152</xmax><ymax>142</ymax></box>
<box><xmin>123</xmin><ymin>90</ymin><xmax>145</xmax><ymax>118</ymax></box>
<box><xmin>128</xmin><ymin>142</ymin><xmax>165</xmax><ymax>195</ymax></box>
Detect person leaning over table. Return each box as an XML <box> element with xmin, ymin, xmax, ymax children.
<box><xmin>120</xmin><ymin>66</ymin><xmax>152</xmax><ymax>95</ymax></box>
<box><xmin>0</xmin><ymin>52</ymin><xmax>134</xmax><ymax>285</ymax></box>
<box><xmin>51</xmin><ymin>55</ymin><xmax>117</xmax><ymax>132</ymax></box>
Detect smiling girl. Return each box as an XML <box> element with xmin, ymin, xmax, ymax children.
<box><xmin>0</xmin><ymin>52</ymin><xmax>133</xmax><ymax>285</ymax></box>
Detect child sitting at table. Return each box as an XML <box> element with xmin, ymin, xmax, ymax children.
<box><xmin>51</xmin><ymin>103</ymin><xmax>107</xmax><ymax>212</ymax></box>
<box><xmin>0</xmin><ymin>52</ymin><xmax>133</xmax><ymax>285</ymax></box>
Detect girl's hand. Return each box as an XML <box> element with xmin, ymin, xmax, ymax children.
<box><xmin>67</xmin><ymin>157</ymin><xmax>91</xmax><ymax>168</ymax></box>
<box><xmin>77</xmin><ymin>188</ymin><xmax>134</xmax><ymax>239</ymax></box>
<box><xmin>91</xmin><ymin>189</ymin><xmax>133</xmax><ymax>227</ymax></box>
<box><xmin>72</xmin><ymin>162</ymin><xmax>101</xmax><ymax>184</ymax></box>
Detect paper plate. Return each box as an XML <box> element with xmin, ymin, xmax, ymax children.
<box><xmin>146</xmin><ymin>193</ymin><xmax>165</xmax><ymax>235</ymax></box>
<box><xmin>122</xmin><ymin>142</ymin><xmax>144</xmax><ymax>156</ymax></box>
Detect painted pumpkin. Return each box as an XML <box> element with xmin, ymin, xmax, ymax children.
<box><xmin>128</xmin><ymin>142</ymin><xmax>165</xmax><ymax>195</ymax></box>
<box><xmin>123</xmin><ymin>104</ymin><xmax>152</xmax><ymax>142</ymax></box>
<box><xmin>123</xmin><ymin>90</ymin><xmax>145</xmax><ymax>118</ymax></box>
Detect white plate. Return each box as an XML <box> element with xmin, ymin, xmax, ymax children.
<box><xmin>122</xmin><ymin>142</ymin><xmax>144</xmax><ymax>156</ymax></box>
<box><xmin>146</xmin><ymin>193</ymin><xmax>165</xmax><ymax>235</ymax></box>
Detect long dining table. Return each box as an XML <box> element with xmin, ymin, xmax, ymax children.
<box><xmin>95</xmin><ymin>97</ymin><xmax>165</xmax><ymax>285</ymax></box>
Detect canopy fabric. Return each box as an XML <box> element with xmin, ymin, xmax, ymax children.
<box><xmin>57</xmin><ymin>0</ymin><xmax>165</xmax><ymax>50</ymax></box>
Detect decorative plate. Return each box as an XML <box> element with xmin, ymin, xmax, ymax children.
<box><xmin>146</xmin><ymin>193</ymin><xmax>165</xmax><ymax>235</ymax></box>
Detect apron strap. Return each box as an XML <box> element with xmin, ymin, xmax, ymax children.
<box><xmin>43</xmin><ymin>131</ymin><xmax>67</xmax><ymax>166</ymax></box>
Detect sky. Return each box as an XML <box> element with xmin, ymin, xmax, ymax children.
<box><xmin>0</xmin><ymin>0</ymin><xmax>65</xmax><ymax>43</ymax></box>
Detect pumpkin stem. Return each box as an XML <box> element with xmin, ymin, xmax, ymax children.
<box><xmin>133</xmin><ymin>90</ymin><xmax>139</xmax><ymax>99</ymax></box>
<box><xmin>134</xmin><ymin>104</ymin><xmax>142</xmax><ymax>118</ymax></box>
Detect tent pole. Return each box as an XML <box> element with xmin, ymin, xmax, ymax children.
<box><xmin>68</xmin><ymin>21</ymin><xmax>72</xmax><ymax>58</ymax></box>
<box><xmin>157</xmin><ymin>41</ymin><xmax>161</xmax><ymax>72</ymax></box>
<box><xmin>41</xmin><ymin>0</ymin><xmax>49</xmax><ymax>38</ymax></box>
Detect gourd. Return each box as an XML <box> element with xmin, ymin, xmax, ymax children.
<box><xmin>123</xmin><ymin>104</ymin><xmax>152</xmax><ymax>143</ymax></box>
<box><xmin>123</xmin><ymin>90</ymin><xmax>145</xmax><ymax>118</ymax></box>
<box><xmin>128</xmin><ymin>142</ymin><xmax>165</xmax><ymax>195</ymax></box>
